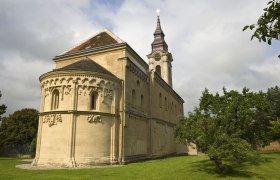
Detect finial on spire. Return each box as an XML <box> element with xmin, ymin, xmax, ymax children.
<box><xmin>151</xmin><ymin>9</ymin><xmax>168</xmax><ymax>52</ymax></box>
<box><xmin>156</xmin><ymin>9</ymin><xmax>160</xmax><ymax>17</ymax></box>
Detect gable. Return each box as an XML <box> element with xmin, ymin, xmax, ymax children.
<box><xmin>62</xmin><ymin>29</ymin><xmax>124</xmax><ymax>55</ymax></box>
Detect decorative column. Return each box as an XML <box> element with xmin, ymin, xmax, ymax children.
<box><xmin>67</xmin><ymin>80</ymin><xmax>78</xmax><ymax>167</ymax></box>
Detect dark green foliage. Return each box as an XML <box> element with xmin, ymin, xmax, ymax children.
<box><xmin>29</xmin><ymin>137</ymin><xmax>37</xmax><ymax>158</ymax></box>
<box><xmin>266</xmin><ymin>86</ymin><xmax>280</xmax><ymax>139</ymax></box>
<box><xmin>0</xmin><ymin>91</ymin><xmax>7</xmax><ymax>122</ymax></box>
<box><xmin>176</xmin><ymin>87</ymin><xmax>272</xmax><ymax>170</ymax></box>
<box><xmin>0</xmin><ymin>109</ymin><xmax>38</xmax><ymax>148</ymax></box>
<box><xmin>243</xmin><ymin>0</ymin><xmax>280</xmax><ymax>45</ymax></box>
<box><xmin>266</xmin><ymin>86</ymin><xmax>280</xmax><ymax>119</ymax></box>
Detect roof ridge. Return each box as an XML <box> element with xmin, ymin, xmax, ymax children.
<box><xmin>60</xmin><ymin>29</ymin><xmax>125</xmax><ymax>55</ymax></box>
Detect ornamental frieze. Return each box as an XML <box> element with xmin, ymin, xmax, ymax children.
<box><xmin>43</xmin><ymin>114</ymin><xmax>62</xmax><ymax>127</ymax></box>
<box><xmin>42</xmin><ymin>76</ymin><xmax>118</xmax><ymax>89</ymax></box>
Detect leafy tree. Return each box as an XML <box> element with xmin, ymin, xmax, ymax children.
<box><xmin>243</xmin><ymin>0</ymin><xmax>280</xmax><ymax>45</ymax></box>
<box><xmin>271</xmin><ymin>119</ymin><xmax>280</xmax><ymax>139</ymax></box>
<box><xmin>266</xmin><ymin>86</ymin><xmax>280</xmax><ymax>119</ymax></box>
<box><xmin>176</xmin><ymin>87</ymin><xmax>271</xmax><ymax>170</ymax></box>
<box><xmin>266</xmin><ymin>86</ymin><xmax>280</xmax><ymax>139</ymax></box>
<box><xmin>0</xmin><ymin>108</ymin><xmax>38</xmax><ymax>148</ymax></box>
<box><xmin>0</xmin><ymin>91</ymin><xmax>7</xmax><ymax>122</ymax></box>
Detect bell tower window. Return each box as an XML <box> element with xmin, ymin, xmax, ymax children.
<box><xmin>155</xmin><ymin>65</ymin><xmax>161</xmax><ymax>76</ymax></box>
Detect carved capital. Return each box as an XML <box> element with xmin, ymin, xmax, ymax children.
<box><xmin>43</xmin><ymin>114</ymin><xmax>62</xmax><ymax>127</ymax></box>
<box><xmin>87</xmin><ymin>115</ymin><xmax>101</xmax><ymax>123</ymax></box>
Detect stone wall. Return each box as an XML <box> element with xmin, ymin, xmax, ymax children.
<box><xmin>259</xmin><ymin>140</ymin><xmax>280</xmax><ymax>151</ymax></box>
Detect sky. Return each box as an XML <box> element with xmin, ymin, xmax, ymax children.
<box><xmin>0</xmin><ymin>0</ymin><xmax>280</xmax><ymax>116</ymax></box>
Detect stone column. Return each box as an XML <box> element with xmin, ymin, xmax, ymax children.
<box><xmin>67</xmin><ymin>80</ymin><xmax>78</xmax><ymax>167</ymax></box>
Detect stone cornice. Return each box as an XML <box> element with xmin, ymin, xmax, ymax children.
<box><xmin>151</xmin><ymin>117</ymin><xmax>176</xmax><ymax>127</ymax></box>
<box><xmin>125</xmin><ymin>109</ymin><xmax>148</xmax><ymax>118</ymax></box>
<box><xmin>153</xmin><ymin>72</ymin><xmax>184</xmax><ymax>103</ymax></box>
<box><xmin>39</xmin><ymin>110</ymin><xmax>120</xmax><ymax>117</ymax></box>
<box><xmin>125</xmin><ymin>58</ymin><xmax>148</xmax><ymax>82</ymax></box>
<box><xmin>53</xmin><ymin>43</ymin><xmax>127</xmax><ymax>62</ymax></box>
<box><xmin>39</xmin><ymin>70</ymin><xmax>121</xmax><ymax>83</ymax></box>
<box><xmin>125</xmin><ymin>44</ymin><xmax>149</xmax><ymax>70</ymax></box>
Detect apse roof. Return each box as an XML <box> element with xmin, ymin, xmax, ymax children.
<box><xmin>54</xmin><ymin>59</ymin><xmax>116</xmax><ymax>77</ymax></box>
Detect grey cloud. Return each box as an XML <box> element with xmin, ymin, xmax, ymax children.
<box><xmin>1</xmin><ymin>0</ymin><xmax>278</xmax><ymax>116</ymax></box>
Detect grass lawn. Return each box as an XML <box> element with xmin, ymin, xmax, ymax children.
<box><xmin>0</xmin><ymin>151</ymin><xmax>279</xmax><ymax>180</ymax></box>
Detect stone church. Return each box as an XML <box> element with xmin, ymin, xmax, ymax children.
<box><xmin>32</xmin><ymin>14</ymin><xmax>185</xmax><ymax>167</ymax></box>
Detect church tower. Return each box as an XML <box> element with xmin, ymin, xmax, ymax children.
<box><xmin>147</xmin><ymin>10</ymin><xmax>173</xmax><ymax>87</ymax></box>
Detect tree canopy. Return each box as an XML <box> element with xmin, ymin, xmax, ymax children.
<box><xmin>176</xmin><ymin>87</ymin><xmax>272</xmax><ymax>171</ymax></box>
<box><xmin>0</xmin><ymin>108</ymin><xmax>38</xmax><ymax>148</ymax></box>
<box><xmin>266</xmin><ymin>86</ymin><xmax>280</xmax><ymax>139</ymax></box>
<box><xmin>0</xmin><ymin>91</ymin><xmax>7</xmax><ymax>122</ymax></box>
<box><xmin>243</xmin><ymin>0</ymin><xmax>280</xmax><ymax>45</ymax></box>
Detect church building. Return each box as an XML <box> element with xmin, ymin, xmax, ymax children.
<box><xmin>32</xmin><ymin>13</ymin><xmax>185</xmax><ymax>167</ymax></box>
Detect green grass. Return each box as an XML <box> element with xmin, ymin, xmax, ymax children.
<box><xmin>0</xmin><ymin>151</ymin><xmax>280</xmax><ymax>180</ymax></box>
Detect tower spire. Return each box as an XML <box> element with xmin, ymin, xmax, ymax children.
<box><xmin>151</xmin><ymin>9</ymin><xmax>168</xmax><ymax>52</ymax></box>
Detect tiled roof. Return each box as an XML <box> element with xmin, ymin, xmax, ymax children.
<box><xmin>62</xmin><ymin>29</ymin><xmax>124</xmax><ymax>55</ymax></box>
<box><xmin>54</xmin><ymin>59</ymin><xmax>116</xmax><ymax>77</ymax></box>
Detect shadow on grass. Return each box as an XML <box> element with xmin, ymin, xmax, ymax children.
<box><xmin>190</xmin><ymin>151</ymin><xmax>279</xmax><ymax>179</ymax></box>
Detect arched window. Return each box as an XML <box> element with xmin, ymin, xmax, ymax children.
<box><xmin>164</xmin><ymin>97</ymin><xmax>167</xmax><ymax>111</ymax></box>
<box><xmin>141</xmin><ymin>94</ymin><xmax>144</xmax><ymax>111</ymax></box>
<box><xmin>137</xmin><ymin>80</ymin><xmax>140</xmax><ymax>87</ymax></box>
<box><xmin>159</xmin><ymin>93</ymin><xmax>162</xmax><ymax>108</ymax></box>
<box><xmin>51</xmin><ymin>89</ymin><xmax>59</xmax><ymax>110</ymax></box>
<box><xmin>90</xmin><ymin>92</ymin><xmax>98</xmax><ymax>110</ymax></box>
<box><xmin>172</xmin><ymin>102</ymin><xmax>174</xmax><ymax>113</ymax></box>
<box><xmin>155</xmin><ymin>65</ymin><xmax>161</xmax><ymax>76</ymax></box>
<box><xmin>132</xmin><ymin>89</ymin><xmax>136</xmax><ymax>107</ymax></box>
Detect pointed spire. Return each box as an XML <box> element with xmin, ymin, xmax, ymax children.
<box><xmin>151</xmin><ymin>9</ymin><xmax>168</xmax><ymax>52</ymax></box>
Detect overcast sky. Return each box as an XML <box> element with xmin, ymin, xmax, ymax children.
<box><xmin>0</xmin><ymin>0</ymin><xmax>280</xmax><ymax>116</ymax></box>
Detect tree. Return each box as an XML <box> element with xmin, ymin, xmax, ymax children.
<box><xmin>266</xmin><ymin>86</ymin><xmax>280</xmax><ymax>139</ymax></box>
<box><xmin>266</xmin><ymin>86</ymin><xmax>280</xmax><ymax>119</ymax></box>
<box><xmin>0</xmin><ymin>91</ymin><xmax>7</xmax><ymax>122</ymax></box>
<box><xmin>176</xmin><ymin>87</ymin><xmax>272</xmax><ymax>171</ymax></box>
<box><xmin>243</xmin><ymin>0</ymin><xmax>280</xmax><ymax>45</ymax></box>
<box><xmin>0</xmin><ymin>108</ymin><xmax>38</xmax><ymax>148</ymax></box>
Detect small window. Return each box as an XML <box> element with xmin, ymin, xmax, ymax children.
<box><xmin>141</xmin><ymin>94</ymin><xmax>144</xmax><ymax>111</ymax></box>
<box><xmin>137</xmin><ymin>80</ymin><xmax>140</xmax><ymax>87</ymax></box>
<box><xmin>155</xmin><ymin>65</ymin><xmax>161</xmax><ymax>76</ymax></box>
<box><xmin>51</xmin><ymin>89</ymin><xmax>59</xmax><ymax>110</ymax></box>
<box><xmin>164</xmin><ymin>97</ymin><xmax>167</xmax><ymax>111</ymax></box>
<box><xmin>132</xmin><ymin>89</ymin><xmax>136</xmax><ymax>107</ymax></box>
<box><xmin>90</xmin><ymin>93</ymin><xmax>97</xmax><ymax>110</ymax></box>
<box><xmin>159</xmin><ymin>93</ymin><xmax>162</xmax><ymax>108</ymax></box>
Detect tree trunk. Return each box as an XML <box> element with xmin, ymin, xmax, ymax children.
<box><xmin>213</xmin><ymin>158</ymin><xmax>223</xmax><ymax>171</ymax></box>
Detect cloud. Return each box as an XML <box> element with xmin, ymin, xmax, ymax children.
<box><xmin>0</xmin><ymin>0</ymin><xmax>116</xmax><ymax>114</ymax></box>
<box><xmin>111</xmin><ymin>0</ymin><xmax>279</xmax><ymax>113</ymax></box>
<box><xmin>0</xmin><ymin>0</ymin><xmax>279</xmax><ymax>116</ymax></box>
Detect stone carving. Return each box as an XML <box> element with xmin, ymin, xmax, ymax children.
<box><xmin>104</xmin><ymin>89</ymin><xmax>113</xmax><ymax>99</ymax></box>
<box><xmin>43</xmin><ymin>114</ymin><xmax>62</xmax><ymax>127</ymax></box>
<box><xmin>87</xmin><ymin>115</ymin><xmax>101</xmax><ymax>123</ymax></box>
<box><xmin>64</xmin><ymin>86</ymin><xmax>72</xmax><ymax>95</ymax></box>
